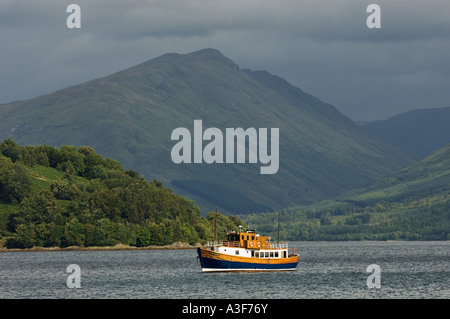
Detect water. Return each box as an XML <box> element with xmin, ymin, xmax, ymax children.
<box><xmin>1</xmin><ymin>241</ymin><xmax>449</xmax><ymax>299</ymax></box>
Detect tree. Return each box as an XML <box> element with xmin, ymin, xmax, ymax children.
<box><xmin>51</xmin><ymin>179</ymin><xmax>71</xmax><ymax>200</ymax></box>
<box><xmin>7</xmin><ymin>190</ymin><xmax>61</xmax><ymax>239</ymax></box>
<box><xmin>63</xmin><ymin>218</ymin><xmax>86</xmax><ymax>247</ymax></box>
<box><xmin>0</xmin><ymin>138</ymin><xmax>21</xmax><ymax>162</ymax></box>
<box><xmin>13</xmin><ymin>224</ymin><xmax>36</xmax><ymax>248</ymax></box>
<box><xmin>0</xmin><ymin>157</ymin><xmax>31</xmax><ymax>203</ymax></box>
<box><xmin>93</xmin><ymin>218</ymin><xmax>116</xmax><ymax>246</ymax></box>
<box><xmin>136</xmin><ymin>224</ymin><xmax>151</xmax><ymax>247</ymax></box>
<box><xmin>320</xmin><ymin>215</ymin><xmax>332</xmax><ymax>226</ymax></box>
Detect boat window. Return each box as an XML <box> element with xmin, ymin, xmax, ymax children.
<box><xmin>255</xmin><ymin>252</ymin><xmax>259</xmax><ymax>257</ymax></box>
<box><xmin>265</xmin><ymin>252</ymin><xmax>269</xmax><ymax>258</ymax></box>
<box><xmin>235</xmin><ymin>250</ymin><xmax>239</xmax><ymax>255</ymax></box>
<box><xmin>275</xmin><ymin>252</ymin><xmax>279</xmax><ymax>258</ymax></box>
<box><xmin>270</xmin><ymin>252</ymin><xmax>274</xmax><ymax>258</ymax></box>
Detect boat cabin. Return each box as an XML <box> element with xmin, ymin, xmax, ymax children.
<box><xmin>208</xmin><ymin>229</ymin><xmax>290</xmax><ymax>259</ymax></box>
<box><xmin>225</xmin><ymin>230</ymin><xmax>271</xmax><ymax>250</ymax></box>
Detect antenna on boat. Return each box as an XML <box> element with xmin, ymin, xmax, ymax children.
<box><xmin>214</xmin><ymin>208</ymin><xmax>218</xmax><ymax>244</ymax></box>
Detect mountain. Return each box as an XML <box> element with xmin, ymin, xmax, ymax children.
<box><xmin>363</xmin><ymin>106</ymin><xmax>450</xmax><ymax>158</ymax></box>
<box><xmin>341</xmin><ymin>143</ymin><xmax>450</xmax><ymax>205</ymax></box>
<box><xmin>245</xmin><ymin>144</ymin><xmax>450</xmax><ymax>240</ymax></box>
<box><xmin>0</xmin><ymin>49</ymin><xmax>417</xmax><ymax>214</ymax></box>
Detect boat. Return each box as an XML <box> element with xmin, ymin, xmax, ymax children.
<box><xmin>197</xmin><ymin>227</ymin><xmax>299</xmax><ymax>272</ymax></box>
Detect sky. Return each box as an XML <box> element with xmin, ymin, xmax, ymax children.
<box><xmin>1</xmin><ymin>0</ymin><xmax>449</xmax><ymax>121</ymax></box>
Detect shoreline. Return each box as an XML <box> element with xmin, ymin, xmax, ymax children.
<box><xmin>3</xmin><ymin>240</ymin><xmax>447</xmax><ymax>252</ymax></box>
<box><xmin>0</xmin><ymin>242</ymin><xmax>201</xmax><ymax>252</ymax></box>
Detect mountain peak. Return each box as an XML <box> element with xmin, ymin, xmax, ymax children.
<box><xmin>188</xmin><ymin>48</ymin><xmax>223</xmax><ymax>57</ymax></box>
<box><xmin>187</xmin><ymin>48</ymin><xmax>239</xmax><ymax>69</ymax></box>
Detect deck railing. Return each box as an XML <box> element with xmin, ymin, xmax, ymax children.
<box><xmin>207</xmin><ymin>241</ymin><xmax>288</xmax><ymax>249</ymax></box>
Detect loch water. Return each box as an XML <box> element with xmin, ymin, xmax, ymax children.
<box><xmin>1</xmin><ymin>241</ymin><xmax>449</xmax><ymax>299</ymax></box>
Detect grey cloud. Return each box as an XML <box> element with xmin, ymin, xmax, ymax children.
<box><xmin>1</xmin><ymin>0</ymin><xmax>449</xmax><ymax>121</ymax></box>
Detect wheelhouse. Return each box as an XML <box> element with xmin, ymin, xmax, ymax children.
<box><xmin>207</xmin><ymin>229</ymin><xmax>290</xmax><ymax>259</ymax></box>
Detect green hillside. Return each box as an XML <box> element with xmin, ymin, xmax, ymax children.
<box><xmin>0</xmin><ymin>49</ymin><xmax>417</xmax><ymax>214</ymax></box>
<box><xmin>0</xmin><ymin>139</ymin><xmax>245</xmax><ymax>249</ymax></box>
<box><xmin>244</xmin><ymin>144</ymin><xmax>450</xmax><ymax>241</ymax></box>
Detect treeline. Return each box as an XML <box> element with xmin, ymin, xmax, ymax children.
<box><xmin>294</xmin><ymin>200</ymin><xmax>450</xmax><ymax>241</ymax></box>
<box><xmin>0</xmin><ymin>139</ymin><xmax>245</xmax><ymax>248</ymax></box>
<box><xmin>246</xmin><ymin>198</ymin><xmax>450</xmax><ymax>241</ymax></box>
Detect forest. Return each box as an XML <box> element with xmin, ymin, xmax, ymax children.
<box><xmin>2</xmin><ymin>137</ymin><xmax>448</xmax><ymax>247</ymax></box>
<box><xmin>245</xmin><ymin>144</ymin><xmax>450</xmax><ymax>241</ymax></box>
<box><xmin>245</xmin><ymin>186</ymin><xmax>450</xmax><ymax>241</ymax></box>
<box><xmin>0</xmin><ymin>138</ymin><xmax>245</xmax><ymax>249</ymax></box>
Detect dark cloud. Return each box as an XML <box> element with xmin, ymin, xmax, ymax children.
<box><xmin>1</xmin><ymin>0</ymin><xmax>449</xmax><ymax>120</ymax></box>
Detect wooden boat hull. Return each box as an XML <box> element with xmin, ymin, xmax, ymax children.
<box><xmin>197</xmin><ymin>247</ymin><xmax>299</xmax><ymax>272</ymax></box>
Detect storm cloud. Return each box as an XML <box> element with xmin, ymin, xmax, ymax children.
<box><xmin>1</xmin><ymin>0</ymin><xmax>449</xmax><ymax>120</ymax></box>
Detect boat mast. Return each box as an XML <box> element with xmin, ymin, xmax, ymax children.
<box><xmin>214</xmin><ymin>208</ymin><xmax>218</xmax><ymax>244</ymax></box>
<box><xmin>277</xmin><ymin>212</ymin><xmax>280</xmax><ymax>247</ymax></box>
<box><xmin>238</xmin><ymin>225</ymin><xmax>242</xmax><ymax>248</ymax></box>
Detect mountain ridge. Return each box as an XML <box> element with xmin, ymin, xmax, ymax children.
<box><xmin>0</xmin><ymin>49</ymin><xmax>417</xmax><ymax>214</ymax></box>
<box><xmin>363</xmin><ymin>106</ymin><xmax>450</xmax><ymax>158</ymax></box>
